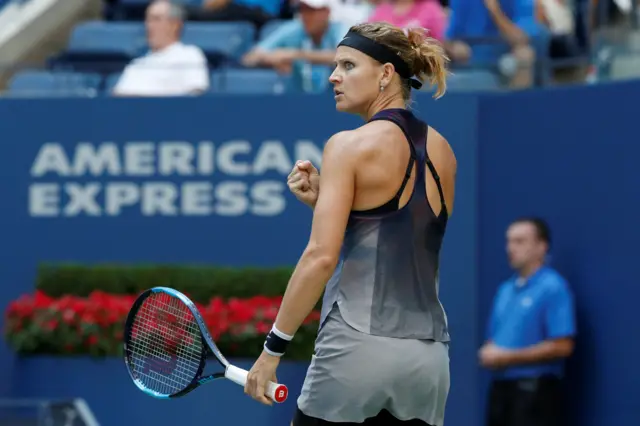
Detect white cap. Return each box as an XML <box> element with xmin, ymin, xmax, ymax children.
<box><xmin>299</xmin><ymin>0</ymin><xmax>331</xmax><ymax>9</ymax></box>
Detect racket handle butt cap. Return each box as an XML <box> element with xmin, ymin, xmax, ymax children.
<box><xmin>225</xmin><ymin>364</ymin><xmax>289</xmax><ymax>403</ymax></box>
<box><xmin>269</xmin><ymin>383</ymin><xmax>289</xmax><ymax>404</ymax></box>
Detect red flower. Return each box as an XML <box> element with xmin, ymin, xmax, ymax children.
<box><xmin>263</xmin><ymin>306</ymin><xmax>278</xmax><ymax>321</ymax></box>
<box><xmin>227</xmin><ymin>298</ymin><xmax>254</xmax><ymax>323</ymax></box>
<box><xmin>33</xmin><ymin>291</ymin><xmax>53</xmax><ymax>309</ymax></box>
<box><xmin>4</xmin><ymin>291</ymin><xmax>320</xmax><ymax>357</ymax></box>
<box><xmin>250</xmin><ymin>295</ymin><xmax>274</xmax><ymax>309</ymax></box>
<box><xmin>255</xmin><ymin>321</ymin><xmax>270</xmax><ymax>334</ymax></box>
<box><xmin>44</xmin><ymin>319</ymin><xmax>58</xmax><ymax>331</ymax></box>
<box><xmin>62</xmin><ymin>309</ymin><xmax>76</xmax><ymax>324</ymax></box>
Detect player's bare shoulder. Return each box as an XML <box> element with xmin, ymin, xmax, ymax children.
<box><xmin>320</xmin><ymin>130</ymin><xmax>364</xmax><ymax>169</ymax></box>
<box><xmin>427</xmin><ymin>126</ymin><xmax>457</xmax><ymax>213</ymax></box>
<box><xmin>324</xmin><ymin>124</ymin><xmax>384</xmax><ymax>163</ymax></box>
<box><xmin>324</xmin><ymin>129</ymin><xmax>361</xmax><ymax>156</ymax></box>
<box><xmin>357</xmin><ymin>120</ymin><xmax>399</xmax><ymax>144</ymax></box>
<box><xmin>346</xmin><ymin>120</ymin><xmax>401</xmax><ymax>161</ymax></box>
<box><xmin>427</xmin><ymin>126</ymin><xmax>456</xmax><ymax>175</ymax></box>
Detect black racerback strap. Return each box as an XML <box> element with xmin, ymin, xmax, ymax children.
<box><xmin>360</xmin><ymin>114</ymin><xmax>417</xmax><ymax>215</ymax></box>
<box><xmin>425</xmin><ymin>152</ymin><xmax>448</xmax><ymax>219</ymax></box>
<box><xmin>355</xmin><ymin>109</ymin><xmax>447</xmax><ymax>218</ymax></box>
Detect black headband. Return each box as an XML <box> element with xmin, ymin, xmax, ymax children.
<box><xmin>337</xmin><ymin>31</ymin><xmax>423</xmax><ymax>90</ymax></box>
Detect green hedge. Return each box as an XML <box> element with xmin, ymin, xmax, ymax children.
<box><xmin>36</xmin><ymin>264</ymin><xmax>294</xmax><ymax>302</ymax></box>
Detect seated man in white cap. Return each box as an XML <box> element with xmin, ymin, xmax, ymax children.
<box><xmin>242</xmin><ymin>0</ymin><xmax>344</xmax><ymax>93</ymax></box>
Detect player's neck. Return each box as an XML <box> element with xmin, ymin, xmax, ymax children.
<box><xmin>363</xmin><ymin>96</ymin><xmax>405</xmax><ymax>121</ymax></box>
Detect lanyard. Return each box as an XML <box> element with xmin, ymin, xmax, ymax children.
<box><xmin>301</xmin><ymin>38</ymin><xmax>314</xmax><ymax>93</ymax></box>
<box><xmin>300</xmin><ymin>36</ymin><xmax>331</xmax><ymax>93</ymax></box>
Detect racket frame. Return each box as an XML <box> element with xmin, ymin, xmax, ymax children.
<box><xmin>123</xmin><ymin>287</ymin><xmax>288</xmax><ymax>403</ymax></box>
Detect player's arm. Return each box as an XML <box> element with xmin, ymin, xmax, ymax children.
<box><xmin>271</xmin><ymin>131</ymin><xmax>357</xmax><ymax>338</ymax></box>
<box><xmin>482</xmin><ymin>283</ymin><xmax>576</xmax><ymax>368</ymax></box>
<box><xmin>427</xmin><ymin>128</ymin><xmax>457</xmax><ymax>215</ymax></box>
<box><xmin>484</xmin><ymin>0</ymin><xmax>529</xmax><ymax>46</ymax></box>
<box><xmin>242</xmin><ymin>22</ymin><xmax>297</xmax><ymax>67</ymax></box>
<box><xmin>504</xmin><ymin>283</ymin><xmax>576</xmax><ymax>365</ymax></box>
<box><xmin>501</xmin><ymin>337</ymin><xmax>574</xmax><ymax>366</ymax></box>
<box><xmin>299</xmin><ymin>50</ymin><xmax>336</xmax><ymax>65</ymax></box>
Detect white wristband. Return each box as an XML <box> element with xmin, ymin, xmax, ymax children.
<box><xmin>271</xmin><ymin>325</ymin><xmax>294</xmax><ymax>341</ymax></box>
<box><xmin>263</xmin><ymin>343</ymin><xmax>285</xmax><ymax>357</ymax></box>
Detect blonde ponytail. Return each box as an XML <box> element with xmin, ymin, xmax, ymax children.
<box><xmin>405</xmin><ymin>27</ymin><xmax>449</xmax><ymax>99</ymax></box>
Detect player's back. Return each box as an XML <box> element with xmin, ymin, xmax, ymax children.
<box><xmin>300</xmin><ymin>108</ymin><xmax>453</xmax><ymax>425</ymax></box>
<box><xmin>320</xmin><ymin>108</ymin><xmax>452</xmax><ymax>342</ymax></box>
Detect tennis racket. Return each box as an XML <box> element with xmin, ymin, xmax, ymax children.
<box><xmin>123</xmin><ymin>286</ymin><xmax>288</xmax><ymax>403</ymax></box>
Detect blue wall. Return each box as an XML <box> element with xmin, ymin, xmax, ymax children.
<box><xmin>0</xmin><ymin>82</ymin><xmax>638</xmax><ymax>425</ymax></box>
<box><xmin>477</xmin><ymin>82</ymin><xmax>640</xmax><ymax>425</ymax></box>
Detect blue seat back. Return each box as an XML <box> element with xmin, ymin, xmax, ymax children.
<box><xmin>446</xmin><ymin>70</ymin><xmax>501</xmax><ymax>92</ymax></box>
<box><xmin>67</xmin><ymin>21</ymin><xmax>145</xmax><ymax>55</ymax></box>
<box><xmin>6</xmin><ymin>70</ymin><xmax>101</xmax><ymax>97</ymax></box>
<box><xmin>182</xmin><ymin>22</ymin><xmax>256</xmax><ymax>63</ymax></box>
<box><xmin>215</xmin><ymin>69</ymin><xmax>289</xmax><ymax>94</ymax></box>
<box><xmin>103</xmin><ymin>73</ymin><xmax>122</xmax><ymax>94</ymax></box>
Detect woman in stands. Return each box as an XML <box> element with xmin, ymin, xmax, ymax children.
<box><xmin>368</xmin><ymin>0</ymin><xmax>448</xmax><ymax>42</ymax></box>
<box><xmin>245</xmin><ymin>22</ymin><xmax>457</xmax><ymax>426</ymax></box>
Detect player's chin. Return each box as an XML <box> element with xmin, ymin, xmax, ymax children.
<box><xmin>334</xmin><ymin>98</ymin><xmax>355</xmax><ymax>113</ymax></box>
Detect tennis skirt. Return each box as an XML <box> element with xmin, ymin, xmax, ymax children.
<box><xmin>297</xmin><ymin>304</ymin><xmax>450</xmax><ymax>426</ymax></box>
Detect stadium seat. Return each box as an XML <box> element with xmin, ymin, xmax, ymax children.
<box><xmin>446</xmin><ymin>70</ymin><xmax>501</xmax><ymax>92</ymax></box>
<box><xmin>215</xmin><ymin>69</ymin><xmax>289</xmax><ymax>94</ymax></box>
<box><xmin>5</xmin><ymin>70</ymin><xmax>101</xmax><ymax>97</ymax></box>
<box><xmin>182</xmin><ymin>22</ymin><xmax>256</xmax><ymax>67</ymax></box>
<box><xmin>208</xmin><ymin>71</ymin><xmax>223</xmax><ymax>92</ymax></box>
<box><xmin>49</xmin><ymin>21</ymin><xmax>145</xmax><ymax>74</ymax></box>
<box><xmin>103</xmin><ymin>73</ymin><xmax>122</xmax><ymax>95</ymax></box>
<box><xmin>259</xmin><ymin>20</ymin><xmax>287</xmax><ymax>41</ymax></box>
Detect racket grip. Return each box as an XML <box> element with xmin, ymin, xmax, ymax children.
<box><xmin>225</xmin><ymin>364</ymin><xmax>289</xmax><ymax>404</ymax></box>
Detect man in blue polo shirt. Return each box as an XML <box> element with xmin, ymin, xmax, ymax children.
<box><xmin>479</xmin><ymin>217</ymin><xmax>576</xmax><ymax>426</ymax></box>
<box><xmin>241</xmin><ymin>0</ymin><xmax>344</xmax><ymax>93</ymax></box>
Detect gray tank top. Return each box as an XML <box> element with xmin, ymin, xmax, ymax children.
<box><xmin>320</xmin><ymin>108</ymin><xmax>450</xmax><ymax>342</ymax></box>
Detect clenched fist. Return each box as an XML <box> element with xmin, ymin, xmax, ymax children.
<box><xmin>287</xmin><ymin>160</ymin><xmax>320</xmax><ymax>208</ymax></box>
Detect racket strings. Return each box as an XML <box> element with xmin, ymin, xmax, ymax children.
<box><xmin>127</xmin><ymin>293</ymin><xmax>204</xmax><ymax>395</ymax></box>
<box><xmin>130</xmin><ymin>296</ymin><xmax>201</xmax><ymax>393</ymax></box>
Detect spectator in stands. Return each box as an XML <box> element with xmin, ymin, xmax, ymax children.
<box><xmin>112</xmin><ymin>0</ymin><xmax>209</xmax><ymax>97</ymax></box>
<box><xmin>329</xmin><ymin>0</ymin><xmax>377</xmax><ymax>34</ymax></box>
<box><xmin>186</xmin><ymin>0</ymin><xmax>278</xmax><ymax>30</ymax></box>
<box><xmin>480</xmin><ymin>217</ymin><xmax>576</xmax><ymax>426</ymax></box>
<box><xmin>445</xmin><ymin>0</ymin><xmax>546</xmax><ymax>88</ymax></box>
<box><xmin>241</xmin><ymin>0</ymin><xmax>343</xmax><ymax>93</ymax></box>
<box><xmin>537</xmin><ymin>0</ymin><xmax>584</xmax><ymax>83</ymax></box>
<box><xmin>368</xmin><ymin>0</ymin><xmax>448</xmax><ymax>41</ymax></box>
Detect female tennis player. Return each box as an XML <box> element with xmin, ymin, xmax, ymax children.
<box><xmin>245</xmin><ymin>22</ymin><xmax>457</xmax><ymax>426</ymax></box>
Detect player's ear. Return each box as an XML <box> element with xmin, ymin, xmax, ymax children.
<box><xmin>379</xmin><ymin>63</ymin><xmax>394</xmax><ymax>89</ymax></box>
